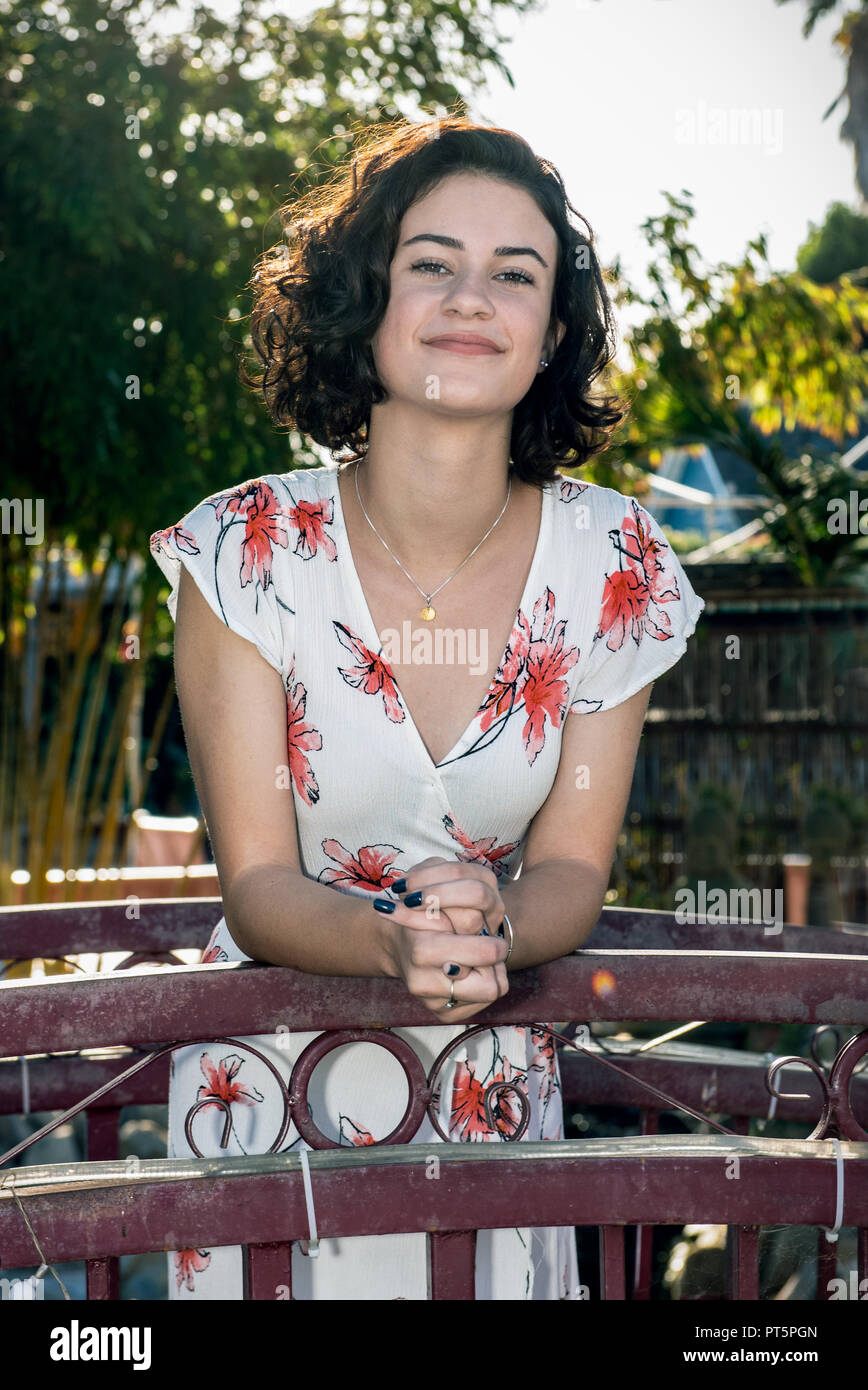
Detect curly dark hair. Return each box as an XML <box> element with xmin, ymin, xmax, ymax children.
<box><xmin>238</xmin><ymin>115</ymin><xmax>627</xmax><ymax>487</ymax></box>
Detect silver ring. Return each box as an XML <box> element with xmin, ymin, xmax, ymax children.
<box><xmin>444</xmin><ymin>977</ymin><xmax>457</xmax><ymax>1010</ymax></box>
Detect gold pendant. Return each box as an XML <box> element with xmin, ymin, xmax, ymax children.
<box><xmin>420</xmin><ymin>605</ymin><xmax>436</xmax><ymax>621</ymax></box>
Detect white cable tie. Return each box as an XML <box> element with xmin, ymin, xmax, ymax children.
<box><xmin>822</xmin><ymin>1137</ymin><xmax>844</xmax><ymax>1243</ymax></box>
<box><xmin>21</xmin><ymin>1056</ymin><xmax>30</xmax><ymax>1117</ymax></box>
<box><xmin>298</xmin><ymin>1148</ymin><xmax>319</xmax><ymax>1257</ymax></box>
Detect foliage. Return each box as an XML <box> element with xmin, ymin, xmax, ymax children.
<box><xmin>0</xmin><ymin>0</ymin><xmax>539</xmax><ymax>904</ymax></box>
<box><xmin>775</xmin><ymin>0</ymin><xmax>867</xmax><ymax>40</ymax></box>
<box><xmin>0</xmin><ymin>0</ymin><xmax>542</xmax><ymax>558</ymax></box>
<box><xmin>608</xmin><ymin>191</ymin><xmax>868</xmax><ymax>587</ymax></box>
<box><xmin>797</xmin><ymin>200</ymin><xmax>868</xmax><ymax>282</ymax></box>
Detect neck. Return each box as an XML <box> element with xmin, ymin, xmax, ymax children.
<box><xmin>342</xmin><ymin>414</ymin><xmax>523</xmax><ymax>570</ymax></box>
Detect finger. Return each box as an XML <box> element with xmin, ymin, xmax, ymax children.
<box><xmin>396</xmin><ymin>863</ymin><xmax>499</xmax><ymax>908</ymax></box>
<box><xmin>382</xmin><ymin>899</ymin><xmax>471</xmax><ymax>942</ymax></box>
<box><xmin>404</xmin><ymin>904</ymin><xmax>496</xmax><ymax>939</ymax></box>
<box><xmin>399</xmin><ymin>878</ymin><xmax>501</xmax><ymax>933</ymax></box>
<box><xmin>402</xmin><ymin>926</ymin><xmax>508</xmax><ymax>971</ymax></box>
<box><xmin>408</xmin><ymin>964</ymin><xmax>503</xmax><ymax>1009</ymax></box>
<box><xmin>425</xmin><ymin>1000</ymin><xmax>491</xmax><ymax>1023</ymax></box>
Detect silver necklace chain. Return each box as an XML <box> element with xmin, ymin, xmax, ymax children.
<box><xmin>352</xmin><ymin>460</ymin><xmax>512</xmax><ymax>615</ymax></box>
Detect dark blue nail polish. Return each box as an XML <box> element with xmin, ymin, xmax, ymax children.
<box><xmin>391</xmin><ymin>877</ymin><xmax>407</xmax><ymax>894</ymax></box>
<box><xmin>372</xmin><ymin>898</ymin><xmax>396</xmax><ymax>914</ymax></box>
<box><xmin>446</xmin><ymin>963</ymin><xmax>460</xmax><ymax>977</ymax></box>
<box><xmin>403</xmin><ymin>890</ymin><xmax>423</xmax><ymax>907</ymax></box>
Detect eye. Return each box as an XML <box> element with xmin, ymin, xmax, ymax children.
<box><xmin>410</xmin><ymin>259</ymin><xmax>535</xmax><ymax>286</ymax></box>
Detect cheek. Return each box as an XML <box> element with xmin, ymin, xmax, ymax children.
<box><xmin>371</xmin><ymin>298</ymin><xmax>425</xmax><ymax>370</ymax></box>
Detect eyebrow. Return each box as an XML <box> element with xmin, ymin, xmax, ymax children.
<box><xmin>400</xmin><ymin>232</ymin><xmax>549</xmax><ymax>270</ymax></box>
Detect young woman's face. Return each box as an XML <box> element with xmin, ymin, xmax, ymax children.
<box><xmin>370</xmin><ymin>171</ymin><xmax>564</xmax><ymax>417</ymax></box>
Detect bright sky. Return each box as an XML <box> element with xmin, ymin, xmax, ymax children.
<box><xmin>153</xmin><ymin>0</ymin><xmax>860</xmax><ymax>313</ymax></box>
<box><xmin>480</xmin><ymin>0</ymin><xmax>859</xmax><ymax>287</ymax></box>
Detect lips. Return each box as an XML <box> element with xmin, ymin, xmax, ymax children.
<box><xmin>425</xmin><ymin>336</ymin><xmax>503</xmax><ymax>355</ymax></box>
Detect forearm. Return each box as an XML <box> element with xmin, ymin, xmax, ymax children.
<box><xmin>499</xmin><ymin>858</ymin><xmax>607</xmax><ymax>971</ymax></box>
<box><xmin>224</xmin><ymin>863</ymin><xmax>395</xmax><ymax>977</ymax></box>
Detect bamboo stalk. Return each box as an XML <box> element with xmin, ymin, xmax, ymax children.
<box><xmin>81</xmin><ymin>655</ymin><xmax>133</xmax><ymax>874</ymax></box>
<box><xmin>65</xmin><ymin>554</ymin><xmax>133</xmax><ymax>873</ymax></box>
<box><xmin>93</xmin><ymin>666</ymin><xmax>139</xmax><ymax>880</ymax></box>
<box><xmin>31</xmin><ymin>544</ymin><xmax>113</xmax><ymax>902</ymax></box>
<box><xmin>136</xmin><ymin>675</ymin><xmax>175</xmax><ymax>814</ymax></box>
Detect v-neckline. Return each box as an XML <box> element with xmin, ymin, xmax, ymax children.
<box><xmin>329</xmin><ymin>463</ymin><xmax>551</xmax><ymax>773</ymax></box>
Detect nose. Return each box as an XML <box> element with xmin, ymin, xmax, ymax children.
<box><xmin>439</xmin><ymin>265</ymin><xmax>496</xmax><ymax>317</ymax></box>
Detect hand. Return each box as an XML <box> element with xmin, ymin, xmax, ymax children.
<box><xmin>377</xmin><ymin>857</ymin><xmax>510</xmax><ymax>1023</ymax></box>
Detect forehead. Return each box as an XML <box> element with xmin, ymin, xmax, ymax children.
<box><xmin>399</xmin><ymin>173</ymin><xmax>558</xmax><ymax>259</ymax></box>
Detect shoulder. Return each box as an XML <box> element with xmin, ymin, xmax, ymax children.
<box><xmin>548</xmin><ymin>472</ymin><xmax>672</xmax><ymax>551</ymax></box>
<box><xmin>198</xmin><ymin>464</ymin><xmax>337</xmax><ymax>513</ymax></box>
<box><xmin>149</xmin><ymin>466</ymin><xmax>336</xmax><ymax>550</ymax></box>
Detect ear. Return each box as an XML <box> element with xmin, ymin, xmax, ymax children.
<box><xmin>549</xmin><ymin>318</ymin><xmax>567</xmax><ymax>358</ymax></box>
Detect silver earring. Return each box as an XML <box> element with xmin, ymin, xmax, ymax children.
<box><xmin>539</xmin><ymin>359</ymin><xmax>548</xmax><ymax>369</ymax></box>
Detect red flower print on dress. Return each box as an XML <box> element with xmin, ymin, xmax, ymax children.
<box><xmin>449</xmin><ymin>1057</ymin><xmax>528</xmax><ymax>1142</ymax></box>
<box><xmin>478</xmin><ymin>609</ymin><xmax>533</xmax><ymax>730</ymax></box>
<box><xmin>201</xmin><ymin>939</ymin><xmax>229</xmax><ymax>963</ymax></box>
<box><xmin>149</xmin><ymin>523</ymin><xmax>199</xmax><ymax>557</ymax></box>
<box><xmin>473</xmin><ymin>589</ymin><xmax>579</xmax><ymax>765</ymax></box>
<box><xmin>229</xmin><ymin>481</ymin><xmax>294</xmax><ymax>591</ymax></box>
<box><xmin>442</xmin><ymin>812</ymin><xmax>519</xmax><ymax>879</ymax></box>
<box><xmin>528</xmin><ymin>1025</ymin><xmax>559</xmax><ymax>1126</ymax></box>
<box><xmin>339</xmin><ymin>1115</ymin><xmax>376</xmax><ymax>1146</ymax></box>
<box><xmin>519</xmin><ymin>589</ymin><xmax>580</xmax><ymax>765</ymax></box>
<box><xmin>285</xmin><ymin>661</ymin><xmax>322</xmax><ymax>806</ymax></box>
<box><xmin>287</xmin><ymin>495</ymin><xmax>338</xmax><ymax>562</ymax></box>
<box><xmin>333</xmin><ymin>622</ymin><xmax>405</xmax><ymax>723</ymax></box>
<box><xmin>317</xmin><ymin>839</ymin><xmax>404</xmax><ymax>894</ymax></box>
<box><xmin>196</xmin><ymin>1052</ymin><xmax>264</xmax><ymax>1112</ymax></box>
<box><xmin>598</xmin><ymin>500</ymin><xmax>682</xmax><ymax>652</ymax></box>
<box><xmin>557</xmin><ymin>476</ymin><xmax>588</xmax><ymax>504</ymax></box>
<box><xmin>150</xmin><ymin>476</ymin><xmax>295</xmax><ymax>625</ymax></box>
<box><xmin>175</xmin><ymin>1248</ymin><xmax>212</xmax><ymax>1292</ymax></box>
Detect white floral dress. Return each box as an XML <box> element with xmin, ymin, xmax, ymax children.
<box><xmin>149</xmin><ymin>463</ymin><xmax>705</xmax><ymax>1299</ymax></box>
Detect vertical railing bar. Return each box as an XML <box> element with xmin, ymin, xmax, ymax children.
<box><xmin>243</xmin><ymin>1241</ymin><xmax>294</xmax><ymax>1300</ymax></box>
<box><xmin>859</xmin><ymin>1227</ymin><xmax>868</xmax><ymax>1291</ymax></box>
<box><xmin>599</xmin><ymin>1226</ymin><xmax>626</xmax><ymax>1300</ymax></box>
<box><xmin>632</xmin><ymin>1108</ymin><xmax>659</xmax><ymax>1300</ymax></box>
<box><xmin>86</xmin><ymin>1256</ymin><xmax>120</xmax><ymax>1300</ymax></box>
<box><xmin>726</xmin><ymin>1225</ymin><xmax>759</xmax><ymax>1300</ymax></box>
<box><xmin>85</xmin><ymin>1109</ymin><xmax>121</xmax><ymax>1299</ymax></box>
<box><xmin>427</xmin><ymin>1230</ymin><xmax>476</xmax><ymax>1300</ymax></box>
<box><xmin>86</xmin><ymin>1108</ymin><xmax>121</xmax><ymax>1161</ymax></box>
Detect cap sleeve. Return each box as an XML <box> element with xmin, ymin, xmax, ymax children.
<box><xmin>569</xmin><ymin>494</ymin><xmax>705</xmax><ymax>714</ymax></box>
<box><xmin>149</xmin><ymin>476</ymin><xmax>291</xmax><ymax>677</ymax></box>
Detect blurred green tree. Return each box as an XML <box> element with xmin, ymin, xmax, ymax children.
<box><xmin>0</xmin><ymin>0</ymin><xmax>541</xmax><ymax>901</ymax></box>
<box><xmin>606</xmin><ymin>191</ymin><xmax>868</xmax><ymax>588</ymax></box>
<box><xmin>1</xmin><ymin>0</ymin><xmax>541</xmax><ymax>552</ymax></box>
<box><xmin>797</xmin><ymin>200</ymin><xmax>868</xmax><ymax>282</ymax></box>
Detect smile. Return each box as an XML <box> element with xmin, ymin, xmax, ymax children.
<box><xmin>425</xmin><ymin>340</ymin><xmax>502</xmax><ymax>356</ymax></box>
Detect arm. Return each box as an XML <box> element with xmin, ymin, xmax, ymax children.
<box><xmin>174</xmin><ymin>566</ymin><xmax>391</xmax><ymax>975</ymax></box>
<box><xmin>174</xmin><ymin>567</ymin><xmax>503</xmax><ymax>998</ymax></box>
<box><xmin>502</xmin><ymin>679</ymin><xmax>654</xmax><ymax>968</ymax></box>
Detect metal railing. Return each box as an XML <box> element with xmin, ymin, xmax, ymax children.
<box><xmin>2</xmin><ymin>899</ymin><xmax>867</xmax><ymax>1300</ymax></box>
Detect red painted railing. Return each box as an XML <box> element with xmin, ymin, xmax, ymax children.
<box><xmin>2</xmin><ymin>899</ymin><xmax>868</xmax><ymax>1300</ymax></box>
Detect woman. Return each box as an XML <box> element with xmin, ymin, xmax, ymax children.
<box><xmin>150</xmin><ymin>116</ymin><xmax>705</xmax><ymax>1299</ymax></box>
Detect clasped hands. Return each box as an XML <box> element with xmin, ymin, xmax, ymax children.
<box><xmin>374</xmin><ymin>856</ymin><xmax>510</xmax><ymax>1023</ymax></box>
